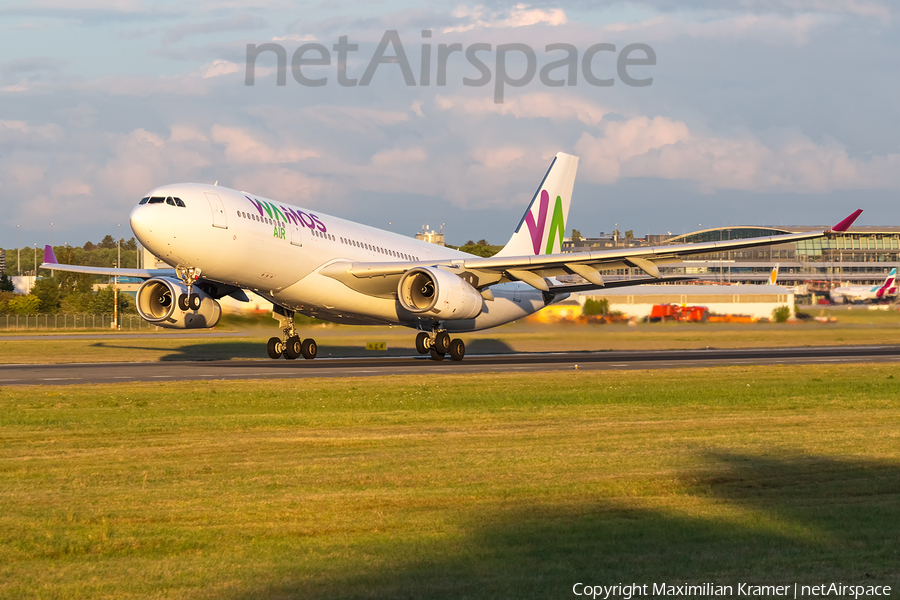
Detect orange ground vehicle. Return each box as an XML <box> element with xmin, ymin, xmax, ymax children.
<box><xmin>649</xmin><ymin>304</ymin><xmax>709</xmax><ymax>322</ymax></box>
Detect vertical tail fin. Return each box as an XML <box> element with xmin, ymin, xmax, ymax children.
<box><xmin>769</xmin><ymin>263</ymin><xmax>779</xmax><ymax>285</ymax></box>
<box><xmin>495</xmin><ymin>152</ymin><xmax>579</xmax><ymax>257</ymax></box>
<box><xmin>878</xmin><ymin>268</ymin><xmax>897</xmax><ymax>297</ymax></box>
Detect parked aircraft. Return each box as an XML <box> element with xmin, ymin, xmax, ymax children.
<box><xmin>830</xmin><ymin>268</ymin><xmax>897</xmax><ymax>304</ymax></box>
<box><xmin>42</xmin><ymin>152</ymin><xmax>862</xmax><ymax>361</ymax></box>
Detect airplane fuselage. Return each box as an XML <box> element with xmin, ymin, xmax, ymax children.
<box><xmin>129</xmin><ymin>183</ymin><xmax>555</xmax><ymax>331</ymax></box>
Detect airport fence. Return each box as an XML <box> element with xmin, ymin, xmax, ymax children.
<box><xmin>0</xmin><ymin>313</ymin><xmax>152</xmax><ymax>331</ymax></box>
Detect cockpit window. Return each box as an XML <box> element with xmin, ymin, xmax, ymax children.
<box><xmin>165</xmin><ymin>196</ymin><xmax>176</xmax><ymax>206</ymax></box>
<box><xmin>174</xmin><ymin>197</ymin><xmax>185</xmax><ymax>207</ymax></box>
<box><xmin>139</xmin><ymin>197</ymin><xmax>149</xmax><ymax>205</ymax></box>
<box><xmin>148</xmin><ymin>197</ymin><xmax>165</xmax><ymax>204</ymax></box>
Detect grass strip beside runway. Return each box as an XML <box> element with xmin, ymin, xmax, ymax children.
<box><xmin>0</xmin><ymin>365</ymin><xmax>898</xmax><ymax>599</ymax></box>
<box><xmin>1</xmin><ymin>312</ymin><xmax>900</xmax><ymax>364</ymax></box>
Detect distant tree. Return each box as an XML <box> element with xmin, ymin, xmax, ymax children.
<box><xmin>582</xmin><ymin>298</ymin><xmax>609</xmax><ymax>316</ymax></box>
<box><xmin>124</xmin><ymin>237</ymin><xmax>137</xmax><ymax>251</ymax></box>
<box><xmin>477</xmin><ymin>239</ymin><xmax>488</xmax><ymax>246</ymax></box>
<box><xmin>772</xmin><ymin>305</ymin><xmax>791</xmax><ymax>323</ymax></box>
<box><xmin>31</xmin><ymin>277</ymin><xmax>61</xmax><ymax>313</ymax></box>
<box><xmin>459</xmin><ymin>242</ymin><xmax>502</xmax><ymax>258</ymax></box>
<box><xmin>571</xmin><ymin>229</ymin><xmax>582</xmax><ymax>242</ymax></box>
<box><xmin>625</xmin><ymin>230</ymin><xmax>634</xmax><ymax>246</ymax></box>
<box><xmin>0</xmin><ymin>291</ymin><xmax>16</xmax><ymax>313</ymax></box>
<box><xmin>9</xmin><ymin>294</ymin><xmax>41</xmax><ymax>315</ymax></box>
<box><xmin>60</xmin><ymin>291</ymin><xmax>94</xmax><ymax>314</ymax></box>
<box><xmin>99</xmin><ymin>235</ymin><xmax>116</xmax><ymax>249</ymax></box>
<box><xmin>465</xmin><ymin>240</ymin><xmax>475</xmax><ymax>246</ymax></box>
<box><xmin>91</xmin><ymin>285</ymin><xmax>131</xmax><ymax>314</ymax></box>
<box><xmin>0</xmin><ymin>273</ymin><xmax>13</xmax><ymax>292</ymax></box>
<box><xmin>83</xmin><ymin>241</ymin><xmax>96</xmax><ymax>251</ymax></box>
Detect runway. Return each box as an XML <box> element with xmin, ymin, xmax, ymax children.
<box><xmin>2</xmin><ymin>344</ymin><xmax>899</xmax><ymax>386</ymax></box>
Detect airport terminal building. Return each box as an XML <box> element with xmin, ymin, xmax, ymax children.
<box><xmin>563</xmin><ymin>226</ymin><xmax>900</xmax><ymax>294</ymax></box>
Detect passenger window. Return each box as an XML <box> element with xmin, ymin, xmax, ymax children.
<box><xmin>139</xmin><ymin>197</ymin><xmax>149</xmax><ymax>205</ymax></box>
<box><xmin>174</xmin><ymin>197</ymin><xmax>185</xmax><ymax>207</ymax></box>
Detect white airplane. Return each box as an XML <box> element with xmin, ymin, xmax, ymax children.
<box><xmin>830</xmin><ymin>268</ymin><xmax>897</xmax><ymax>304</ymax></box>
<box><xmin>42</xmin><ymin>152</ymin><xmax>862</xmax><ymax>361</ymax></box>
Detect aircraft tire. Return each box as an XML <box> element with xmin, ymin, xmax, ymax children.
<box><xmin>429</xmin><ymin>348</ymin><xmax>445</xmax><ymax>361</ymax></box>
<box><xmin>266</xmin><ymin>337</ymin><xmax>282</xmax><ymax>359</ymax></box>
<box><xmin>177</xmin><ymin>294</ymin><xmax>190</xmax><ymax>311</ymax></box>
<box><xmin>284</xmin><ymin>336</ymin><xmax>302</xmax><ymax>359</ymax></box>
<box><xmin>189</xmin><ymin>293</ymin><xmax>201</xmax><ymax>310</ymax></box>
<box><xmin>415</xmin><ymin>332</ymin><xmax>430</xmax><ymax>354</ymax></box>
<box><xmin>434</xmin><ymin>331</ymin><xmax>451</xmax><ymax>354</ymax></box>
<box><xmin>448</xmin><ymin>338</ymin><xmax>465</xmax><ymax>362</ymax></box>
<box><xmin>301</xmin><ymin>338</ymin><xmax>317</xmax><ymax>360</ymax></box>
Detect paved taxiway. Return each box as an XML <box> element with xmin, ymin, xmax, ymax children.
<box><xmin>2</xmin><ymin>345</ymin><xmax>899</xmax><ymax>386</ymax></box>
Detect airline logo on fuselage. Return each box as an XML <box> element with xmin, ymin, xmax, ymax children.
<box><xmin>245</xmin><ymin>196</ymin><xmax>327</xmax><ymax>239</ymax></box>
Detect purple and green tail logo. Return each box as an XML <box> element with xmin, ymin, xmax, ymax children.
<box><xmin>524</xmin><ymin>190</ymin><xmax>565</xmax><ymax>255</ymax></box>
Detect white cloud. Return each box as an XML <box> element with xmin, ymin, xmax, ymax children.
<box><xmin>200</xmin><ymin>59</ymin><xmax>242</xmax><ymax>78</ymax></box>
<box><xmin>575</xmin><ymin>116</ymin><xmax>900</xmax><ymax>192</ymax></box>
<box><xmin>371</xmin><ymin>146</ymin><xmax>427</xmax><ymax>167</ymax></box>
<box><xmin>210</xmin><ymin>125</ymin><xmax>320</xmax><ymax>164</ymax></box>
<box><xmin>444</xmin><ymin>3</ymin><xmax>568</xmax><ymax>33</ymax></box>
<box><xmin>272</xmin><ymin>33</ymin><xmax>316</xmax><ymax>42</ymax></box>
<box><xmin>436</xmin><ymin>92</ymin><xmax>611</xmax><ymax>126</ymax></box>
<box><xmin>601</xmin><ymin>12</ymin><xmax>826</xmax><ymax>45</ymax></box>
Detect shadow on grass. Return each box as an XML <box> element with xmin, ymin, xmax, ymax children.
<box><xmin>230</xmin><ymin>453</ymin><xmax>900</xmax><ymax>600</ymax></box>
<box><xmin>90</xmin><ymin>338</ymin><xmax>517</xmax><ymax>361</ymax></box>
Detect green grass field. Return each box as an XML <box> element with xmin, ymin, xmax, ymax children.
<box><xmin>0</xmin><ymin>305</ymin><xmax>899</xmax><ymax>365</ymax></box>
<box><xmin>1</xmin><ymin>365</ymin><xmax>898</xmax><ymax>598</ymax></box>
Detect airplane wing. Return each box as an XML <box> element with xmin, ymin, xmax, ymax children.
<box><xmin>322</xmin><ymin>210</ymin><xmax>863</xmax><ymax>294</ymax></box>
<box><xmin>40</xmin><ymin>245</ymin><xmax>176</xmax><ymax>278</ymax></box>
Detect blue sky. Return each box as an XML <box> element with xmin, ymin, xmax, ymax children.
<box><xmin>1</xmin><ymin>0</ymin><xmax>897</xmax><ymax>248</ymax></box>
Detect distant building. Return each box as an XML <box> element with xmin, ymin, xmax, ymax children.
<box><xmin>562</xmin><ymin>225</ymin><xmax>900</xmax><ymax>296</ymax></box>
<box><xmin>415</xmin><ymin>224</ymin><xmax>445</xmax><ymax>246</ymax></box>
<box><xmin>586</xmin><ymin>285</ymin><xmax>794</xmax><ymax>320</ymax></box>
<box><xmin>0</xmin><ymin>249</ymin><xmax>5</xmax><ymax>273</ymax></box>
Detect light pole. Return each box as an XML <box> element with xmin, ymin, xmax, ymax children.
<box><xmin>50</xmin><ymin>222</ymin><xmax>54</xmax><ymax>278</ymax></box>
<box><xmin>33</xmin><ymin>244</ymin><xmax>37</xmax><ymax>277</ymax></box>
<box><xmin>17</xmin><ymin>225</ymin><xmax>20</xmax><ymax>276</ymax></box>
<box><xmin>114</xmin><ymin>224</ymin><xmax>120</xmax><ymax>330</ymax></box>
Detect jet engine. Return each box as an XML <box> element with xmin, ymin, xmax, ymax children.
<box><xmin>136</xmin><ymin>277</ymin><xmax>222</xmax><ymax>329</ymax></box>
<box><xmin>397</xmin><ymin>267</ymin><xmax>484</xmax><ymax>320</ymax></box>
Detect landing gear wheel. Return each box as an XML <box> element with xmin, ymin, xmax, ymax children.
<box><xmin>415</xmin><ymin>332</ymin><xmax>431</xmax><ymax>354</ymax></box>
<box><xmin>429</xmin><ymin>348</ymin><xmax>445</xmax><ymax>361</ymax></box>
<box><xmin>434</xmin><ymin>331</ymin><xmax>451</xmax><ymax>354</ymax></box>
<box><xmin>284</xmin><ymin>335</ymin><xmax>301</xmax><ymax>360</ymax></box>
<box><xmin>177</xmin><ymin>294</ymin><xmax>190</xmax><ymax>311</ymax></box>
<box><xmin>266</xmin><ymin>337</ymin><xmax>283</xmax><ymax>359</ymax></box>
<box><xmin>301</xmin><ymin>338</ymin><xmax>317</xmax><ymax>360</ymax></box>
<box><xmin>189</xmin><ymin>293</ymin><xmax>201</xmax><ymax>310</ymax></box>
<box><xmin>448</xmin><ymin>338</ymin><xmax>465</xmax><ymax>362</ymax></box>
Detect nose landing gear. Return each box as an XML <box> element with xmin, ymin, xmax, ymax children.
<box><xmin>175</xmin><ymin>266</ymin><xmax>203</xmax><ymax>311</ymax></box>
<box><xmin>415</xmin><ymin>328</ymin><xmax>466</xmax><ymax>361</ymax></box>
<box><xmin>267</xmin><ymin>307</ymin><xmax>317</xmax><ymax>360</ymax></box>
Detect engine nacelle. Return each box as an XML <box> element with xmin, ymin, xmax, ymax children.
<box><xmin>136</xmin><ymin>277</ymin><xmax>222</xmax><ymax>329</ymax></box>
<box><xmin>398</xmin><ymin>267</ymin><xmax>484</xmax><ymax>320</ymax></box>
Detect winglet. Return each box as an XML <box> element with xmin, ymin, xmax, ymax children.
<box><xmin>43</xmin><ymin>244</ymin><xmax>58</xmax><ymax>265</ymax></box>
<box><xmin>831</xmin><ymin>209</ymin><xmax>863</xmax><ymax>232</ymax></box>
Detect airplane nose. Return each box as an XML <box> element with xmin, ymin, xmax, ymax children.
<box><xmin>129</xmin><ymin>205</ymin><xmax>153</xmax><ymax>243</ymax></box>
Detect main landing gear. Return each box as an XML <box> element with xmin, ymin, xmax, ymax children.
<box><xmin>415</xmin><ymin>329</ymin><xmax>465</xmax><ymax>361</ymax></box>
<box><xmin>175</xmin><ymin>266</ymin><xmax>203</xmax><ymax>311</ymax></box>
<box><xmin>267</xmin><ymin>307</ymin><xmax>317</xmax><ymax>360</ymax></box>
